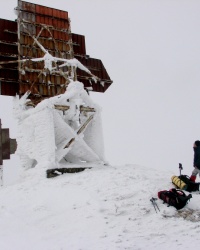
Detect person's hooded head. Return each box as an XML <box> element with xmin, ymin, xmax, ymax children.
<box><xmin>194</xmin><ymin>140</ymin><xmax>200</xmax><ymax>147</ymax></box>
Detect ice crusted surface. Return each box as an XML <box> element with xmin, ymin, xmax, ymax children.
<box><xmin>13</xmin><ymin>81</ymin><xmax>105</xmax><ymax>170</ymax></box>
<box><xmin>1</xmin><ymin>164</ymin><xmax>200</xmax><ymax>250</ymax></box>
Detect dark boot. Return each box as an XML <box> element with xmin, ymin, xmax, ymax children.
<box><xmin>190</xmin><ymin>175</ymin><xmax>196</xmax><ymax>182</ymax></box>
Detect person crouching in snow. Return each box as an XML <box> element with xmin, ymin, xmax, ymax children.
<box><xmin>190</xmin><ymin>140</ymin><xmax>200</xmax><ymax>182</ymax></box>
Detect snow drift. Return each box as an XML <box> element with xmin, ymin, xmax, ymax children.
<box><xmin>0</xmin><ymin>164</ymin><xmax>200</xmax><ymax>250</ymax></box>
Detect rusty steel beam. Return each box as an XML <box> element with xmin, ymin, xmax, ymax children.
<box><xmin>1</xmin><ymin>128</ymin><xmax>10</xmax><ymax>160</ymax></box>
<box><xmin>0</xmin><ymin>119</ymin><xmax>17</xmax><ymax>165</ymax></box>
<box><xmin>25</xmin><ymin>102</ymin><xmax>96</xmax><ymax>113</ymax></box>
<box><xmin>0</xmin><ymin>52</ymin><xmax>18</xmax><ymax>58</ymax></box>
<box><xmin>64</xmin><ymin>114</ymin><xmax>94</xmax><ymax>149</ymax></box>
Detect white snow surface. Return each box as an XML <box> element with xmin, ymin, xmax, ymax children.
<box><xmin>0</xmin><ymin>164</ymin><xmax>200</xmax><ymax>250</ymax></box>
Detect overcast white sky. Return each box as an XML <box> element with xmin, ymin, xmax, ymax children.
<box><xmin>1</xmin><ymin>0</ymin><xmax>200</xmax><ymax>175</ymax></box>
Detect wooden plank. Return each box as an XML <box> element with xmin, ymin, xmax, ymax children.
<box><xmin>25</xmin><ymin>103</ymin><xmax>96</xmax><ymax>113</ymax></box>
<box><xmin>54</xmin><ymin>104</ymin><xmax>70</xmax><ymax>111</ymax></box>
<box><xmin>77</xmin><ymin>114</ymin><xmax>94</xmax><ymax>135</ymax></box>
<box><xmin>64</xmin><ymin>114</ymin><xmax>94</xmax><ymax>148</ymax></box>
<box><xmin>80</xmin><ymin>106</ymin><xmax>95</xmax><ymax>113</ymax></box>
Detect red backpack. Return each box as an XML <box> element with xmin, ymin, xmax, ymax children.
<box><xmin>158</xmin><ymin>188</ymin><xmax>192</xmax><ymax>210</ymax></box>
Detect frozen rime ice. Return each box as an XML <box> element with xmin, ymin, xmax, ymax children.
<box><xmin>29</xmin><ymin>52</ymin><xmax>92</xmax><ymax>75</ymax></box>
<box><xmin>13</xmin><ymin>81</ymin><xmax>106</xmax><ymax>170</ymax></box>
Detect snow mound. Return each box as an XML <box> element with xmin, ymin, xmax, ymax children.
<box><xmin>0</xmin><ymin>164</ymin><xmax>200</xmax><ymax>250</ymax></box>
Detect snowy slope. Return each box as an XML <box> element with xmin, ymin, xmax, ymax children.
<box><xmin>0</xmin><ymin>164</ymin><xmax>200</xmax><ymax>250</ymax></box>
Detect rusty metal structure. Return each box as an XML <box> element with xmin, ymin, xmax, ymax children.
<box><xmin>0</xmin><ymin>1</ymin><xmax>112</xmax><ymax>169</ymax></box>
<box><xmin>0</xmin><ymin>18</ymin><xmax>18</xmax><ymax>96</ymax></box>
<box><xmin>0</xmin><ymin>119</ymin><xmax>17</xmax><ymax>165</ymax></box>
<box><xmin>0</xmin><ymin>0</ymin><xmax>112</xmax><ymax>102</ymax></box>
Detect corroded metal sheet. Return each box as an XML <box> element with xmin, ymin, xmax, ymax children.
<box><xmin>17</xmin><ymin>0</ymin><xmax>72</xmax><ymax>100</ymax></box>
<box><xmin>0</xmin><ymin>18</ymin><xmax>17</xmax><ymax>42</ymax></box>
<box><xmin>0</xmin><ymin>1</ymin><xmax>112</xmax><ymax>98</ymax></box>
<box><xmin>0</xmin><ymin>81</ymin><xmax>19</xmax><ymax>96</ymax></box>
<box><xmin>72</xmin><ymin>33</ymin><xmax>86</xmax><ymax>55</ymax></box>
<box><xmin>1</xmin><ymin>128</ymin><xmax>10</xmax><ymax>160</ymax></box>
<box><xmin>0</xmin><ymin>18</ymin><xmax>19</xmax><ymax>96</ymax></box>
<box><xmin>76</xmin><ymin>57</ymin><xmax>112</xmax><ymax>92</ymax></box>
<box><xmin>18</xmin><ymin>1</ymin><xmax>35</xmax><ymax>13</ymax></box>
<box><xmin>0</xmin><ymin>120</ymin><xmax>17</xmax><ymax>165</ymax></box>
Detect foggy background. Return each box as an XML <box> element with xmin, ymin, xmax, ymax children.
<box><xmin>1</xmin><ymin>0</ymin><xmax>200</xmax><ymax>182</ymax></box>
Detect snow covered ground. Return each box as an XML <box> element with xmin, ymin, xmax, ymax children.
<box><xmin>0</xmin><ymin>163</ymin><xmax>200</xmax><ymax>250</ymax></box>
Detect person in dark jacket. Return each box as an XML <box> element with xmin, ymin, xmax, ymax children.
<box><xmin>190</xmin><ymin>140</ymin><xmax>200</xmax><ymax>182</ymax></box>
